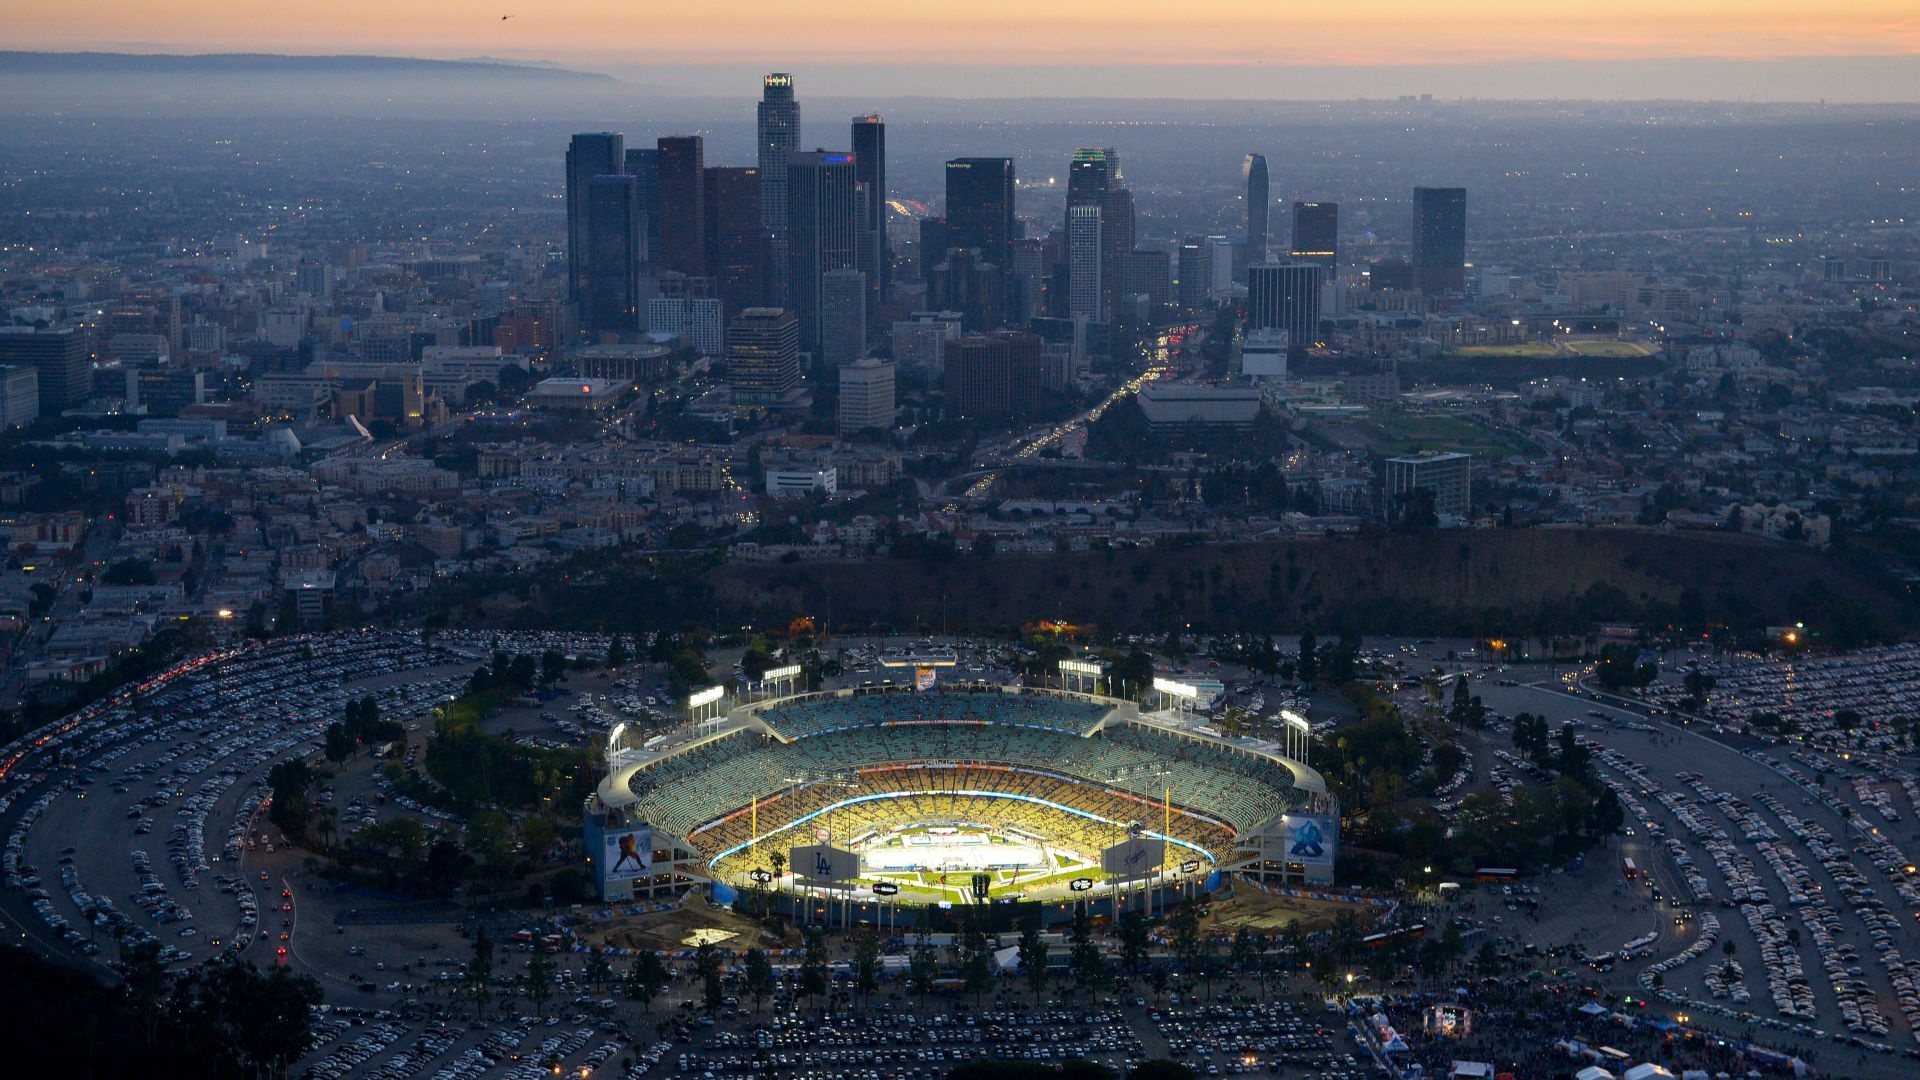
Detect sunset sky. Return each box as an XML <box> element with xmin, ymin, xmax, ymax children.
<box><xmin>12</xmin><ymin>1</ymin><xmax>1920</xmax><ymax>98</ymax></box>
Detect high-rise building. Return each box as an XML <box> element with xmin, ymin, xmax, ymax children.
<box><xmin>0</xmin><ymin>325</ymin><xmax>89</xmax><ymax>413</ymax></box>
<box><xmin>945</xmin><ymin>158</ymin><xmax>1016</xmax><ymax>275</ymax></box>
<box><xmin>820</xmin><ymin>268</ymin><xmax>868</xmax><ymax>365</ymax></box>
<box><xmin>1067</xmin><ymin>205</ymin><xmax>1103</xmax><ymax>321</ymax></box>
<box><xmin>852</xmin><ymin>115</ymin><xmax>887</xmax><ymax>317</ymax></box>
<box><xmin>1120</xmin><ymin>250</ymin><xmax>1172</xmax><ymax>309</ymax></box>
<box><xmin>0</xmin><ymin>365</ymin><xmax>38</xmax><ymax>427</ymax></box>
<box><xmin>1177</xmin><ymin>237</ymin><xmax>1209</xmax><ymax>311</ymax></box>
<box><xmin>892</xmin><ymin>312</ymin><xmax>963</xmax><ymax>376</ymax></box>
<box><xmin>787</xmin><ymin>151</ymin><xmax>860</xmax><ymax>353</ymax></box>
<box><xmin>728</xmin><ymin>307</ymin><xmax>801</xmax><ymax>405</ymax></box>
<box><xmin>581</xmin><ymin>174</ymin><xmax>646</xmax><ymax>333</ymax></box>
<box><xmin>758</xmin><ymin>73</ymin><xmax>800</xmax><ymax>305</ymax></box>
<box><xmin>917</xmin><ymin>218</ymin><xmax>949</xmax><ymax>278</ymax></box>
<box><xmin>565</xmin><ymin>132</ymin><xmax>624</xmax><ymax>304</ymax></box>
<box><xmin>1384</xmin><ymin>451</ymin><xmax>1471</xmax><ymax>522</ymax></box>
<box><xmin>1243</xmin><ymin>153</ymin><xmax>1270</xmax><ymax>261</ymax></box>
<box><xmin>647</xmin><ymin>274</ymin><xmax>725</xmax><ymax>355</ymax></box>
<box><xmin>1290</xmin><ymin>201</ymin><xmax>1339</xmax><ymax>278</ymax></box>
<box><xmin>945</xmin><ymin>332</ymin><xmax>1043</xmax><ymax>420</ymax></box>
<box><xmin>704</xmin><ymin>166</ymin><xmax>765</xmax><ymax>318</ymax></box>
<box><xmin>837</xmin><ymin>357</ymin><xmax>895</xmax><ymax>433</ymax></box>
<box><xmin>623</xmin><ymin>147</ymin><xmax>661</xmax><ymax>259</ymax></box>
<box><xmin>926</xmin><ymin>248</ymin><xmax>1005</xmax><ymax>333</ymax></box>
<box><xmin>1411</xmin><ymin>187</ymin><xmax>1467</xmax><ymax>294</ymax></box>
<box><xmin>1247</xmin><ymin>262</ymin><xmax>1321</xmax><ymax>347</ymax></box>
<box><xmin>654</xmin><ymin>136</ymin><xmax>706</xmax><ymax>277</ymax></box>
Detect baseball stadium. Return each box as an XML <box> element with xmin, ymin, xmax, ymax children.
<box><xmin>584</xmin><ymin>684</ymin><xmax>1336</xmax><ymax>927</ymax></box>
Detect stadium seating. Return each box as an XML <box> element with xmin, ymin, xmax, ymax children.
<box><xmin>623</xmin><ymin>702</ymin><xmax>1303</xmax><ymax>849</ymax></box>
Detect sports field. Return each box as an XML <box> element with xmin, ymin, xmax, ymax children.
<box><xmin>1449</xmin><ymin>339</ymin><xmax>1653</xmax><ymax>359</ymax></box>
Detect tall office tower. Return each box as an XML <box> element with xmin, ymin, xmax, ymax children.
<box><xmin>1177</xmin><ymin>237</ymin><xmax>1209</xmax><ymax>311</ymax></box>
<box><xmin>1290</xmin><ymin>201</ymin><xmax>1339</xmax><ymax>278</ymax></box>
<box><xmin>1121</xmin><ymin>250</ymin><xmax>1171</xmax><ymax>309</ymax></box>
<box><xmin>1065</xmin><ymin>147</ymin><xmax>1130</xmax><ymax>321</ymax></box>
<box><xmin>945</xmin><ymin>158</ymin><xmax>1016</xmax><ymax>274</ymax></box>
<box><xmin>837</xmin><ymin>356</ymin><xmax>895</xmax><ymax>433</ymax></box>
<box><xmin>0</xmin><ymin>325</ymin><xmax>89</xmax><ymax>413</ymax></box>
<box><xmin>1009</xmin><ymin>237</ymin><xmax>1046</xmax><ymax>320</ymax></box>
<box><xmin>851</xmin><ymin>115</ymin><xmax>888</xmax><ymax>314</ymax></box>
<box><xmin>787</xmin><ymin>151</ymin><xmax>860</xmax><ymax>353</ymax></box>
<box><xmin>566</xmin><ymin>132</ymin><xmax>624</xmax><ymax>304</ymax></box>
<box><xmin>581</xmin><ymin>175</ymin><xmax>646</xmax><ymax>333</ymax></box>
<box><xmin>926</xmin><ymin>248</ymin><xmax>1005</xmax><ymax>333</ymax></box>
<box><xmin>1243</xmin><ymin>153</ymin><xmax>1270</xmax><ymax>260</ymax></box>
<box><xmin>917</xmin><ymin>218</ymin><xmax>950</xmax><ymax>277</ymax></box>
<box><xmin>703</xmin><ymin>166</ymin><xmax>765</xmax><ymax>319</ymax></box>
<box><xmin>654</xmin><ymin>136</ymin><xmax>706</xmax><ymax>277</ymax></box>
<box><xmin>1411</xmin><ymin>187</ymin><xmax>1467</xmax><ymax>294</ymax></box>
<box><xmin>1247</xmin><ymin>262</ymin><xmax>1322</xmax><ymax>347</ymax></box>
<box><xmin>1384</xmin><ymin>451</ymin><xmax>1471</xmax><ymax>521</ymax></box>
<box><xmin>758</xmin><ymin>73</ymin><xmax>800</xmax><ymax>304</ymax></box>
<box><xmin>1066</xmin><ymin>205</ymin><xmax>1103</xmax><ymax>321</ymax></box>
<box><xmin>623</xmin><ymin>147</ymin><xmax>661</xmax><ymax>260</ymax></box>
<box><xmin>820</xmin><ymin>268</ymin><xmax>868</xmax><ymax>365</ymax></box>
<box><xmin>727</xmin><ymin>307</ymin><xmax>801</xmax><ymax>405</ymax></box>
<box><xmin>647</xmin><ymin>274</ymin><xmax>725</xmax><ymax>355</ymax></box>
<box><xmin>944</xmin><ymin>331</ymin><xmax>1042</xmax><ymax>420</ymax></box>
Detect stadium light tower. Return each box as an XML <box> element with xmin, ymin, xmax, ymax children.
<box><xmin>1280</xmin><ymin>709</ymin><xmax>1311</xmax><ymax>767</ymax></box>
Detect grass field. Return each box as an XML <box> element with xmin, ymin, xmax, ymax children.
<box><xmin>1449</xmin><ymin>338</ymin><xmax>1654</xmax><ymax>359</ymax></box>
<box><xmin>1363</xmin><ymin>411</ymin><xmax>1541</xmax><ymax>459</ymax></box>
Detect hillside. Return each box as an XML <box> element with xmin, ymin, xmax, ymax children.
<box><xmin>474</xmin><ymin>528</ymin><xmax>1912</xmax><ymax>643</ymax></box>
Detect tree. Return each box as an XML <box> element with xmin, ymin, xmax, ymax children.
<box><xmin>1295</xmin><ymin>631</ymin><xmax>1318</xmax><ymax>685</ymax></box>
<box><xmin>540</xmin><ymin>649</ymin><xmax>569</xmax><ymax>687</ymax></box>
<box><xmin>607</xmin><ymin>636</ymin><xmax>630</xmax><ymax>669</ymax></box>
<box><xmin>164</xmin><ymin>952</ymin><xmax>321</xmax><ymax>1078</ymax></box>
<box><xmin>584</xmin><ymin>946</ymin><xmax>614</xmax><ymax>996</ymax></box>
<box><xmin>469</xmin><ymin>926</ymin><xmax>496</xmax><ymax>1017</ymax></box>
<box><xmin>962</xmin><ymin>928</ymin><xmax>994</xmax><ymax>1005</ymax></box>
<box><xmin>1017</xmin><ymin>925</ymin><xmax>1050</xmax><ymax>1003</ymax></box>
<box><xmin>1116</xmin><ymin>910</ymin><xmax>1150</xmax><ymax>975</ymax></box>
<box><xmin>625</xmin><ymin>950</ymin><xmax>668</xmax><ymax>1012</ymax></box>
<box><xmin>520</xmin><ymin>814</ymin><xmax>557</xmax><ymax>859</ymax></box>
<box><xmin>1069</xmin><ymin>905</ymin><xmax>1104</xmax><ymax>1002</ymax></box>
<box><xmin>909</xmin><ymin>927</ymin><xmax>938</xmax><ymax>1006</ymax></box>
<box><xmin>526</xmin><ymin>948</ymin><xmax>555</xmax><ymax>1018</ymax></box>
<box><xmin>121</xmin><ymin>938</ymin><xmax>170</xmax><ymax>1045</ymax></box>
<box><xmin>744</xmin><ymin>947</ymin><xmax>774</xmax><ymax>1014</ymax></box>
<box><xmin>799</xmin><ymin>928</ymin><xmax>829</xmax><ymax>1013</ymax></box>
<box><xmin>852</xmin><ymin>933</ymin><xmax>882</xmax><ymax>1008</ymax></box>
<box><xmin>323</xmin><ymin>722</ymin><xmax>355</xmax><ymax>763</ymax></box>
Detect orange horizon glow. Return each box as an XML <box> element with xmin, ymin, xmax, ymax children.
<box><xmin>11</xmin><ymin>1</ymin><xmax>1920</xmax><ymax>69</ymax></box>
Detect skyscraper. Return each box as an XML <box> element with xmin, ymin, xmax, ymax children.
<box><xmin>654</xmin><ymin>136</ymin><xmax>706</xmax><ymax>277</ymax></box>
<box><xmin>1247</xmin><ymin>262</ymin><xmax>1321</xmax><ymax>348</ymax></box>
<box><xmin>565</xmin><ymin>132</ymin><xmax>624</xmax><ymax>304</ymax></box>
<box><xmin>0</xmin><ymin>325</ymin><xmax>89</xmax><ymax>413</ymax></box>
<box><xmin>1067</xmin><ymin>204</ymin><xmax>1103</xmax><ymax>321</ymax></box>
<box><xmin>1243</xmin><ymin>153</ymin><xmax>1269</xmax><ymax>261</ymax></box>
<box><xmin>1290</xmin><ymin>201</ymin><xmax>1339</xmax><ymax>278</ymax></box>
<box><xmin>787</xmin><ymin>151</ymin><xmax>860</xmax><ymax>354</ymax></box>
<box><xmin>581</xmin><ymin>175</ymin><xmax>646</xmax><ymax>333</ymax></box>
<box><xmin>1177</xmin><ymin>237</ymin><xmax>1209</xmax><ymax>311</ymax></box>
<box><xmin>728</xmin><ymin>307</ymin><xmax>801</xmax><ymax>405</ymax></box>
<box><xmin>851</xmin><ymin>115</ymin><xmax>887</xmax><ymax>318</ymax></box>
<box><xmin>946</xmin><ymin>158</ymin><xmax>1016</xmax><ymax>275</ymax></box>
<box><xmin>838</xmin><ymin>357</ymin><xmax>896</xmax><ymax>434</ymax></box>
<box><xmin>623</xmin><ymin>146</ymin><xmax>661</xmax><ymax>260</ymax></box>
<box><xmin>820</xmin><ymin>268</ymin><xmax>868</xmax><ymax>365</ymax></box>
<box><xmin>703</xmin><ymin>166</ymin><xmax>764</xmax><ymax>319</ymax></box>
<box><xmin>758</xmin><ymin>74</ymin><xmax>800</xmax><ymax>305</ymax></box>
<box><xmin>1411</xmin><ymin>187</ymin><xmax>1467</xmax><ymax>294</ymax></box>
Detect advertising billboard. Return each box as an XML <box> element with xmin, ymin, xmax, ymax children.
<box><xmin>1281</xmin><ymin>813</ymin><xmax>1336</xmax><ymax>867</ymax></box>
<box><xmin>1100</xmin><ymin>836</ymin><xmax>1166</xmax><ymax>879</ymax></box>
<box><xmin>915</xmin><ymin>667</ymin><xmax>937</xmax><ymax>691</ymax></box>
<box><xmin>790</xmin><ymin>843</ymin><xmax>860</xmax><ymax>884</ymax></box>
<box><xmin>602</xmin><ymin>827</ymin><xmax>653</xmax><ymax>882</ymax></box>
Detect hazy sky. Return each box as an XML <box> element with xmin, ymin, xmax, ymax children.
<box><xmin>14</xmin><ymin>1</ymin><xmax>1920</xmax><ymax>99</ymax></box>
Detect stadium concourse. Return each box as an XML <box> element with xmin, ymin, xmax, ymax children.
<box><xmin>586</xmin><ymin>685</ymin><xmax>1336</xmax><ymax>926</ymax></box>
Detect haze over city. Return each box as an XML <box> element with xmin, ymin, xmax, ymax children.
<box><xmin>1</xmin><ymin>5</ymin><xmax>1920</xmax><ymax>1080</ymax></box>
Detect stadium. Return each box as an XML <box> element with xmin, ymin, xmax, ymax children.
<box><xmin>584</xmin><ymin>685</ymin><xmax>1335</xmax><ymax>928</ymax></box>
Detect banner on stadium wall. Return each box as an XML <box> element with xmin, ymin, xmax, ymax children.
<box><xmin>791</xmin><ymin>843</ymin><xmax>860</xmax><ymax>883</ymax></box>
<box><xmin>1281</xmin><ymin>813</ymin><xmax>1336</xmax><ymax>866</ymax></box>
<box><xmin>603</xmin><ymin>827</ymin><xmax>653</xmax><ymax>882</ymax></box>
<box><xmin>1100</xmin><ymin>836</ymin><xmax>1165</xmax><ymax>878</ymax></box>
<box><xmin>915</xmin><ymin>667</ymin><xmax>936</xmax><ymax>691</ymax></box>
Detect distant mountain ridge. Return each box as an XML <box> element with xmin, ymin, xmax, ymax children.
<box><xmin>0</xmin><ymin>51</ymin><xmax>615</xmax><ymax>81</ymax></box>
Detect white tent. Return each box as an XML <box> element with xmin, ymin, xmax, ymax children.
<box><xmin>1623</xmin><ymin>1065</ymin><xmax>1677</xmax><ymax>1080</ymax></box>
<box><xmin>1449</xmin><ymin>1063</ymin><xmax>1493</xmax><ymax>1079</ymax></box>
<box><xmin>1574</xmin><ymin>1068</ymin><xmax>1617</xmax><ymax>1080</ymax></box>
